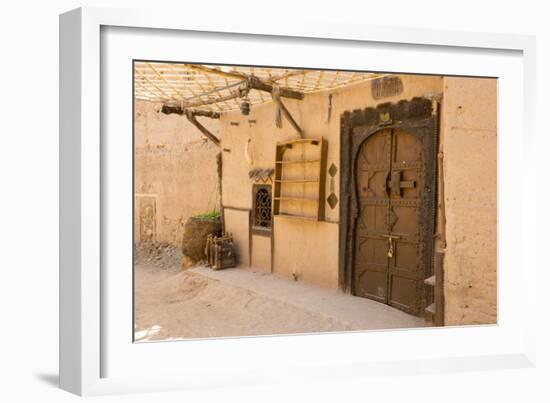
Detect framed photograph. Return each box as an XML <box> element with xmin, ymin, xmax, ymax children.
<box><xmin>60</xmin><ymin>7</ymin><xmax>537</xmax><ymax>396</ymax></box>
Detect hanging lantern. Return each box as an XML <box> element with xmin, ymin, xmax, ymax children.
<box><xmin>239</xmin><ymin>87</ymin><xmax>251</xmax><ymax>115</ymax></box>
<box><xmin>240</xmin><ymin>98</ymin><xmax>250</xmax><ymax>115</ymax></box>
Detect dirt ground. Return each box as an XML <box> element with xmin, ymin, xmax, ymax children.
<box><xmin>134</xmin><ymin>263</ymin><xmax>354</xmax><ymax>341</ymax></box>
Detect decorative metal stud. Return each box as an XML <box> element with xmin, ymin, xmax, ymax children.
<box><xmin>327</xmin><ymin>163</ymin><xmax>339</xmax><ymax>209</ymax></box>
<box><xmin>328</xmin><ymin>163</ymin><xmax>338</xmax><ymax>177</ymax></box>
<box><xmin>327</xmin><ymin>193</ymin><xmax>339</xmax><ymax>210</ymax></box>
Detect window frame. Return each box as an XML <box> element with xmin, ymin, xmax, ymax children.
<box><xmin>251</xmin><ymin>184</ymin><xmax>273</xmax><ymax>236</ymax></box>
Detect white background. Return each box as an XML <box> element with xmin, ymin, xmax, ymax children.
<box><xmin>1</xmin><ymin>0</ymin><xmax>548</xmax><ymax>402</ymax></box>
<box><xmin>102</xmin><ymin>25</ymin><xmax>525</xmax><ymax>381</ymax></box>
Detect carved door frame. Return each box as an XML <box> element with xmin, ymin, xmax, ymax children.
<box><xmin>339</xmin><ymin>98</ymin><xmax>439</xmax><ymax>314</ymax></box>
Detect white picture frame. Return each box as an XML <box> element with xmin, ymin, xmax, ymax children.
<box><xmin>60</xmin><ymin>6</ymin><xmax>537</xmax><ymax>396</ymax></box>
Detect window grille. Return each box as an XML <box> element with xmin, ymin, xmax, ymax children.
<box><xmin>253</xmin><ymin>185</ymin><xmax>272</xmax><ymax>230</ymax></box>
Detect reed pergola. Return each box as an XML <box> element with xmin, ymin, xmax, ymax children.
<box><xmin>134</xmin><ymin>62</ymin><xmax>384</xmax><ymax>144</ymax></box>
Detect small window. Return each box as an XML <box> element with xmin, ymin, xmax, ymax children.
<box><xmin>252</xmin><ymin>184</ymin><xmax>272</xmax><ymax>232</ymax></box>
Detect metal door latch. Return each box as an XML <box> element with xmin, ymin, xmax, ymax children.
<box><xmin>385</xmin><ymin>234</ymin><xmax>400</xmax><ymax>258</ymax></box>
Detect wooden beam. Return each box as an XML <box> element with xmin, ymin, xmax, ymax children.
<box><xmin>248</xmin><ymin>76</ymin><xmax>304</xmax><ymax>100</ymax></box>
<box><xmin>135</xmin><ymin>71</ymin><xmax>179</xmax><ymax>102</ymax></box>
<box><xmin>146</xmin><ymin>62</ymin><xmax>186</xmax><ymax>100</ymax></box>
<box><xmin>189</xmin><ymin>109</ymin><xmax>221</xmax><ymax>119</ymax></box>
<box><xmin>182</xmin><ymin>91</ymin><xmax>241</xmax><ymax>109</ymax></box>
<box><xmin>434</xmin><ymin>252</ymin><xmax>445</xmax><ymax>326</ymax></box>
<box><xmin>150</xmin><ymin>64</ymin><xmax>306</xmax><ymax>112</ymax></box>
<box><xmin>194</xmin><ymin>68</ymin><xmax>235</xmax><ymax>111</ymax></box>
<box><xmin>185</xmin><ymin>111</ymin><xmax>221</xmax><ymax>147</ymax></box>
<box><xmin>279</xmin><ymin>101</ymin><xmax>304</xmax><ymax>137</ymax></box>
<box><xmin>271</xmin><ymin>87</ymin><xmax>304</xmax><ymax>138</ymax></box>
<box><xmin>161</xmin><ymin>105</ymin><xmax>220</xmax><ymax>119</ymax></box>
<box><xmin>188</xmin><ymin>65</ymin><xmax>304</xmax><ymax>100</ymax></box>
<box><xmin>186</xmin><ymin>64</ymin><xmax>247</xmax><ymax>80</ymax></box>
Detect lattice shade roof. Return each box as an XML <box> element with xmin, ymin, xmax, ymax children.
<box><xmin>134</xmin><ymin>62</ymin><xmax>382</xmax><ymax>113</ymax></box>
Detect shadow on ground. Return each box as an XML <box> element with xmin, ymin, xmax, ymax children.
<box><xmin>35</xmin><ymin>373</ymin><xmax>59</xmax><ymax>388</ymax></box>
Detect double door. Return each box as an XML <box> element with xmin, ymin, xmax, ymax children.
<box><xmin>353</xmin><ymin>127</ymin><xmax>431</xmax><ymax>315</ymax></box>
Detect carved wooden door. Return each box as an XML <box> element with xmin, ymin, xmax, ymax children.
<box><xmin>354</xmin><ymin>127</ymin><xmax>428</xmax><ymax>315</ymax></box>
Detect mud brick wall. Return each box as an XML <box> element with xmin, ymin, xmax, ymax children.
<box><xmin>441</xmin><ymin>77</ymin><xmax>497</xmax><ymax>325</ymax></box>
<box><xmin>134</xmin><ymin>100</ymin><xmax>221</xmax><ymax>247</ymax></box>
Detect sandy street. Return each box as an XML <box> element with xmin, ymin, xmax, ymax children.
<box><xmin>134</xmin><ymin>264</ymin><xmax>355</xmax><ymax>341</ymax></box>
<box><xmin>134</xmin><ymin>260</ymin><xmax>426</xmax><ymax>342</ymax></box>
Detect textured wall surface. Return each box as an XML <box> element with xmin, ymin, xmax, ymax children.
<box><xmin>134</xmin><ymin>76</ymin><xmax>497</xmax><ymax>324</ymax></box>
<box><xmin>221</xmin><ymin>75</ymin><xmax>443</xmax><ymax>287</ymax></box>
<box><xmin>223</xmin><ymin>208</ymin><xmax>250</xmax><ymax>264</ymax></box>
<box><xmin>441</xmin><ymin>77</ymin><xmax>498</xmax><ymax>325</ymax></box>
<box><xmin>251</xmin><ymin>234</ymin><xmax>271</xmax><ymax>272</ymax></box>
<box><xmin>134</xmin><ymin>100</ymin><xmax>221</xmax><ymax>246</ymax></box>
<box><xmin>273</xmin><ymin>218</ymin><xmax>340</xmax><ymax>288</ymax></box>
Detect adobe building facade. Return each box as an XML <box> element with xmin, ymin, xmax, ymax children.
<box><xmin>219</xmin><ymin>74</ymin><xmax>496</xmax><ymax>326</ymax></box>
<box><xmin>134</xmin><ymin>74</ymin><xmax>497</xmax><ymax>326</ymax></box>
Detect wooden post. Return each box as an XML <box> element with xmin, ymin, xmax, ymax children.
<box><xmin>184</xmin><ymin>111</ymin><xmax>221</xmax><ymax>147</ymax></box>
<box><xmin>271</xmin><ymin>86</ymin><xmax>305</xmax><ymax>138</ymax></box>
<box><xmin>434</xmin><ymin>251</ymin><xmax>445</xmax><ymax>326</ymax></box>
